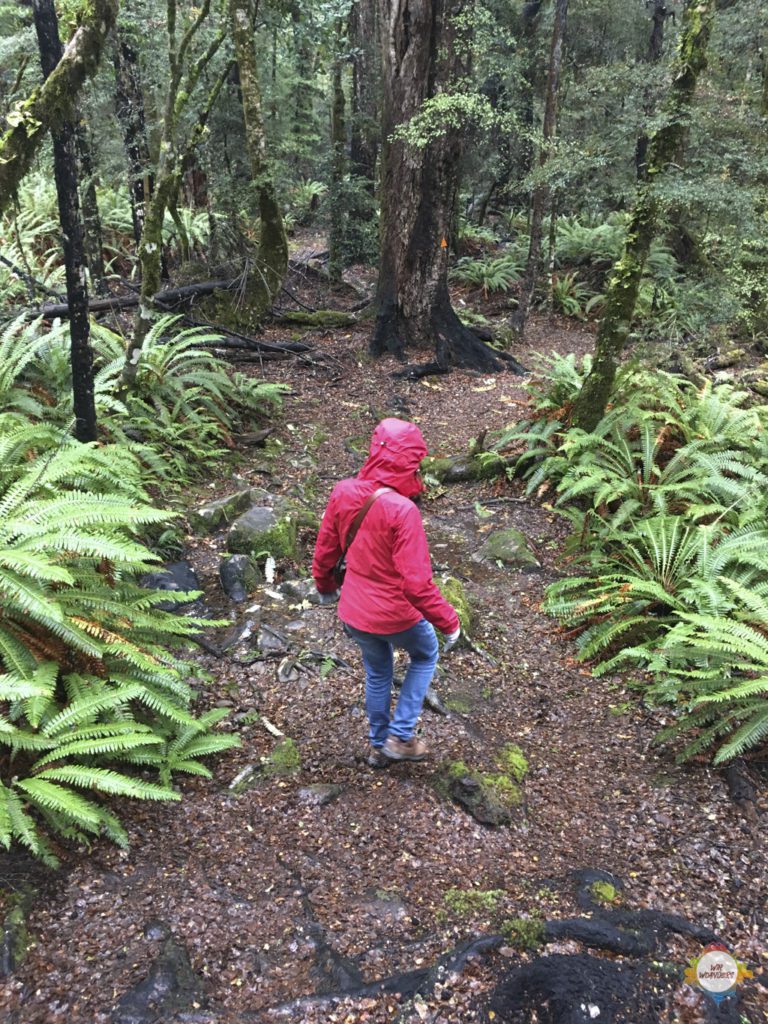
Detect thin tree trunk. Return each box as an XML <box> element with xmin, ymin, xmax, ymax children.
<box><xmin>114</xmin><ymin>33</ymin><xmax>154</xmax><ymax>248</ymax></box>
<box><xmin>371</xmin><ymin>0</ymin><xmax>517</xmax><ymax>373</ymax></box>
<box><xmin>636</xmin><ymin>0</ymin><xmax>671</xmax><ymax>180</ymax></box>
<box><xmin>229</xmin><ymin>0</ymin><xmax>288</xmax><ymax>313</ymax></box>
<box><xmin>124</xmin><ymin>1</ymin><xmax>224</xmax><ymax>383</ymax></box>
<box><xmin>75</xmin><ymin>121</ymin><xmax>107</xmax><ymax>292</ymax></box>
<box><xmin>328</xmin><ymin>19</ymin><xmax>347</xmax><ymax>285</ymax></box>
<box><xmin>512</xmin><ymin>0</ymin><xmax>569</xmax><ymax>337</ymax></box>
<box><xmin>33</xmin><ymin>0</ymin><xmax>97</xmax><ymax>443</ymax></box>
<box><xmin>349</xmin><ymin>0</ymin><xmax>378</xmax><ymax>186</ymax></box>
<box><xmin>0</xmin><ymin>0</ymin><xmax>119</xmax><ymax>216</ymax></box>
<box><xmin>571</xmin><ymin>0</ymin><xmax>716</xmax><ymax>432</ymax></box>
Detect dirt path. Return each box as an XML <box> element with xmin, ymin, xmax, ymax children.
<box><xmin>1</xmin><ymin>321</ymin><xmax>766</xmax><ymax>1023</ymax></box>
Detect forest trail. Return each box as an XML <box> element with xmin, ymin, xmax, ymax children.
<box><xmin>1</xmin><ymin>320</ymin><xmax>765</xmax><ymax>1023</ymax></box>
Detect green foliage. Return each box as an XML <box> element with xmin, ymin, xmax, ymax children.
<box><xmin>0</xmin><ymin>414</ymin><xmax>238</xmax><ymax>863</ymax></box>
<box><xmin>550</xmin><ymin>272</ymin><xmax>602</xmax><ymax>319</ymax></box>
<box><xmin>8</xmin><ymin>316</ymin><xmax>287</xmax><ymax>487</ymax></box>
<box><xmin>509</xmin><ymin>360</ymin><xmax>768</xmax><ymax>763</ymax></box>
<box><xmin>500</xmin><ymin>915</ymin><xmax>546</xmax><ymax>951</ymax></box>
<box><xmin>450</xmin><ymin>253</ymin><xmax>524</xmax><ymax>295</ymax></box>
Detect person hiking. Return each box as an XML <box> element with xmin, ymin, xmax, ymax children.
<box><xmin>312</xmin><ymin>418</ymin><xmax>460</xmax><ymax>767</ymax></box>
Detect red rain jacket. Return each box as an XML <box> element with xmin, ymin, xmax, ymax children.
<box><xmin>312</xmin><ymin>419</ymin><xmax>459</xmax><ymax>636</ymax></box>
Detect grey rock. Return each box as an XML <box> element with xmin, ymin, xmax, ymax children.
<box><xmin>298</xmin><ymin>784</ymin><xmax>344</xmax><ymax>807</ymax></box>
<box><xmin>140</xmin><ymin>562</ymin><xmax>201</xmax><ymax>612</ymax></box>
<box><xmin>143</xmin><ymin>919</ymin><xmax>171</xmax><ymax>941</ymax></box>
<box><xmin>112</xmin><ymin>935</ymin><xmax>203</xmax><ymax>1024</ymax></box>
<box><xmin>227</xmin><ymin>499</ymin><xmax>298</xmax><ymax>561</ymax></box>
<box><xmin>188</xmin><ymin>488</ymin><xmax>253</xmax><ymax>535</ymax></box>
<box><xmin>258</xmin><ymin>625</ymin><xmax>288</xmax><ymax>654</ymax></box>
<box><xmin>219</xmin><ymin>554</ymin><xmax>259</xmax><ymax>602</ymax></box>
<box><xmin>474</xmin><ymin>528</ymin><xmax>539</xmax><ymax>570</ymax></box>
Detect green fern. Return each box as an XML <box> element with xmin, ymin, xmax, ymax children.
<box><xmin>0</xmin><ymin>415</ymin><xmax>238</xmax><ymax>862</ymax></box>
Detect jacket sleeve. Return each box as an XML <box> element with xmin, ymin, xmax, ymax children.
<box><xmin>312</xmin><ymin>489</ymin><xmax>343</xmax><ymax>594</ymax></box>
<box><xmin>391</xmin><ymin>503</ymin><xmax>460</xmax><ymax>635</ymax></box>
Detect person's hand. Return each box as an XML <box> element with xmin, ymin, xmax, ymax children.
<box><xmin>317</xmin><ymin>589</ymin><xmax>340</xmax><ymax>605</ymax></box>
<box><xmin>443</xmin><ymin>626</ymin><xmax>461</xmax><ymax>652</ymax></box>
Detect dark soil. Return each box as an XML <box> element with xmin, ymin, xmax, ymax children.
<box><xmin>0</xmin><ymin>299</ymin><xmax>766</xmax><ymax>1024</ymax></box>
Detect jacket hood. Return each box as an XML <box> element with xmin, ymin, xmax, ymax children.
<box><xmin>357</xmin><ymin>418</ymin><xmax>427</xmax><ymax>497</ymax></box>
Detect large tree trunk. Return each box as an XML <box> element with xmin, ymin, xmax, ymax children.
<box><xmin>371</xmin><ymin>0</ymin><xmax>511</xmax><ymax>373</ymax></box>
<box><xmin>0</xmin><ymin>0</ymin><xmax>119</xmax><ymax>216</ymax></box>
<box><xmin>33</xmin><ymin>0</ymin><xmax>97</xmax><ymax>443</ymax></box>
<box><xmin>571</xmin><ymin>0</ymin><xmax>716</xmax><ymax>432</ymax></box>
<box><xmin>512</xmin><ymin>0</ymin><xmax>569</xmax><ymax>337</ymax></box>
<box><xmin>229</xmin><ymin>0</ymin><xmax>288</xmax><ymax>315</ymax></box>
<box><xmin>113</xmin><ymin>33</ymin><xmax>154</xmax><ymax>248</ymax></box>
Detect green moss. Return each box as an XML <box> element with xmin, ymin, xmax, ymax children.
<box><xmin>263</xmin><ymin>738</ymin><xmax>300</xmax><ymax>777</ymax></box>
<box><xmin>496</xmin><ymin>744</ymin><xmax>528</xmax><ymax>783</ymax></box>
<box><xmin>436</xmin><ymin>758</ymin><xmax>523</xmax><ymax>810</ymax></box>
<box><xmin>500</xmin><ymin>915</ymin><xmax>545</xmax><ymax>952</ymax></box>
<box><xmin>444</xmin><ymin>887</ymin><xmax>506</xmax><ymax>916</ymax></box>
<box><xmin>438</xmin><ymin>576</ymin><xmax>473</xmax><ymax>635</ymax></box>
<box><xmin>444</xmin><ymin>695</ymin><xmax>474</xmax><ymax>714</ymax></box>
<box><xmin>590</xmin><ymin>880</ymin><xmax>620</xmax><ymax>905</ymax></box>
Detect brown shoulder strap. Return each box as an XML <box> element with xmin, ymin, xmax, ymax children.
<box><xmin>343</xmin><ymin>487</ymin><xmax>391</xmax><ymax>554</ymax></box>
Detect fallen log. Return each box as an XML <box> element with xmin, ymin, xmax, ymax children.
<box><xmin>38</xmin><ymin>278</ymin><xmax>240</xmax><ymax>317</ymax></box>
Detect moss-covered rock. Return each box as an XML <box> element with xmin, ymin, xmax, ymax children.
<box><xmin>436</xmin><ymin>759</ymin><xmax>523</xmax><ymax>826</ymax></box>
<box><xmin>226</xmin><ymin>493</ymin><xmax>311</xmax><ymax>562</ymax></box>
<box><xmin>438</xmin><ymin>575</ymin><xmax>473</xmax><ymax>635</ymax></box>
<box><xmin>475</xmin><ymin>528</ymin><xmax>539</xmax><ymax>570</ymax></box>
<box><xmin>188</xmin><ymin>488</ymin><xmax>254</xmax><ymax>535</ymax></box>
<box><xmin>422</xmin><ymin>452</ymin><xmax>506</xmax><ymax>484</ymax></box>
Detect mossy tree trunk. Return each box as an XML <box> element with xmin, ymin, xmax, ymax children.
<box><xmin>328</xmin><ymin>18</ymin><xmax>347</xmax><ymax>285</ymax></box>
<box><xmin>371</xmin><ymin>0</ymin><xmax>507</xmax><ymax>372</ymax></box>
<box><xmin>33</xmin><ymin>0</ymin><xmax>97</xmax><ymax>443</ymax></box>
<box><xmin>0</xmin><ymin>0</ymin><xmax>119</xmax><ymax>217</ymax></box>
<box><xmin>635</xmin><ymin>0</ymin><xmax>672</xmax><ymax>181</ymax></box>
<box><xmin>229</xmin><ymin>0</ymin><xmax>288</xmax><ymax>319</ymax></box>
<box><xmin>571</xmin><ymin>0</ymin><xmax>716</xmax><ymax>433</ymax></box>
<box><xmin>512</xmin><ymin>0</ymin><xmax>569</xmax><ymax>338</ymax></box>
<box><xmin>124</xmin><ymin>0</ymin><xmax>224</xmax><ymax>384</ymax></box>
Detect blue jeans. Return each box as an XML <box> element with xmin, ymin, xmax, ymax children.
<box><xmin>343</xmin><ymin>619</ymin><xmax>439</xmax><ymax>747</ymax></box>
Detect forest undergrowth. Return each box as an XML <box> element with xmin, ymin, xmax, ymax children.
<box><xmin>0</xmin><ymin>312</ymin><xmax>765</xmax><ymax>1024</ymax></box>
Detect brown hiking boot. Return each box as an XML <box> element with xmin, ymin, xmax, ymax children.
<box><xmin>383</xmin><ymin>736</ymin><xmax>428</xmax><ymax>762</ymax></box>
<box><xmin>366</xmin><ymin>746</ymin><xmax>390</xmax><ymax>769</ymax></box>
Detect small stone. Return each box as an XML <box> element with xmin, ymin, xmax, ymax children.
<box><xmin>143</xmin><ymin>919</ymin><xmax>171</xmax><ymax>941</ymax></box>
<box><xmin>298</xmin><ymin>784</ymin><xmax>343</xmax><ymax>807</ymax></box>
